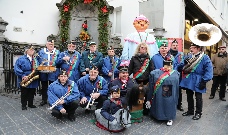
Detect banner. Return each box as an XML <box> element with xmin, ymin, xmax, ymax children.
<box><xmin>156</xmin><ymin>38</ymin><xmax>183</xmax><ymax>52</ymax></box>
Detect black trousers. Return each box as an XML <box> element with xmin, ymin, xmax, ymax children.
<box><xmin>41</xmin><ymin>81</ymin><xmax>53</xmax><ymax>101</ymax></box>
<box><xmin>21</xmin><ymin>87</ymin><xmax>36</xmax><ymax>107</ymax></box>
<box><xmin>210</xmin><ymin>75</ymin><xmax>227</xmax><ymax>98</ymax></box>
<box><xmin>178</xmin><ymin>87</ymin><xmax>183</xmax><ymax>107</ymax></box>
<box><xmin>51</xmin><ymin>100</ymin><xmax>79</xmax><ymax>118</ymax></box>
<box><xmin>80</xmin><ymin>95</ymin><xmax>107</xmax><ymax>109</ymax></box>
<box><xmin>186</xmin><ymin>89</ymin><xmax>202</xmax><ymax>115</ymax></box>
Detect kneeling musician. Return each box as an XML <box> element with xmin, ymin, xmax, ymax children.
<box><xmin>47</xmin><ymin>70</ymin><xmax>80</xmax><ymax>122</ymax></box>
<box><xmin>77</xmin><ymin>65</ymin><xmax>108</xmax><ymax>113</ymax></box>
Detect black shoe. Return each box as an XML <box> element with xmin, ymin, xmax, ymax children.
<box><xmin>40</xmin><ymin>101</ymin><xmax>47</xmax><ymax>106</ymax></box>
<box><xmin>177</xmin><ymin>106</ymin><xmax>184</xmax><ymax>111</ymax></box>
<box><xmin>85</xmin><ymin>109</ymin><xmax>91</xmax><ymax>114</ymax></box>
<box><xmin>68</xmin><ymin>115</ymin><xmax>75</xmax><ymax>122</ymax></box>
<box><xmin>22</xmin><ymin>107</ymin><xmax>27</xmax><ymax>110</ymax></box>
<box><xmin>192</xmin><ymin>113</ymin><xmax>201</xmax><ymax>120</ymax></box>
<box><xmin>220</xmin><ymin>98</ymin><xmax>226</xmax><ymax>101</ymax></box>
<box><xmin>209</xmin><ymin>96</ymin><xmax>214</xmax><ymax>99</ymax></box>
<box><xmin>182</xmin><ymin>111</ymin><xmax>194</xmax><ymax>116</ymax></box>
<box><xmin>28</xmin><ymin>105</ymin><xmax>37</xmax><ymax>108</ymax></box>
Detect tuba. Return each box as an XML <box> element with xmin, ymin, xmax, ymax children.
<box><xmin>20</xmin><ymin>70</ymin><xmax>39</xmax><ymax>87</ymax></box>
<box><xmin>189</xmin><ymin>23</ymin><xmax>222</xmax><ymax>46</ymax></box>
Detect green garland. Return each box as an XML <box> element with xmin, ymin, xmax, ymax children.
<box><xmin>60</xmin><ymin>0</ymin><xmax>109</xmax><ymax>54</ymax></box>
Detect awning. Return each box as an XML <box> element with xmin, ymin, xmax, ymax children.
<box><xmin>186</xmin><ymin>0</ymin><xmax>228</xmax><ymax>40</ymax></box>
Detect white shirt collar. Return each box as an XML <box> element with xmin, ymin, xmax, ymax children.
<box><xmin>44</xmin><ymin>48</ymin><xmax>56</xmax><ymax>54</ymax></box>
<box><xmin>27</xmin><ymin>54</ymin><xmax>32</xmax><ymax>61</ymax></box>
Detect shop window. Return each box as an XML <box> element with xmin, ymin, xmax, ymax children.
<box><xmin>162</xmin><ymin>85</ymin><xmax>172</xmax><ymax>97</ymax></box>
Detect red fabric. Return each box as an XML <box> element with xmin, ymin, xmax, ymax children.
<box><xmin>95</xmin><ymin>121</ymin><xmax>125</xmax><ymax>133</ymax></box>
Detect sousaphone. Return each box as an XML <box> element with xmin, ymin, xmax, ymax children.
<box><xmin>189</xmin><ymin>23</ymin><xmax>222</xmax><ymax>46</ymax></box>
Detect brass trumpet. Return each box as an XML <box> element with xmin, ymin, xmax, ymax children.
<box><xmin>47</xmin><ymin>91</ymin><xmax>71</xmax><ymax>111</ymax></box>
<box><xmin>86</xmin><ymin>88</ymin><xmax>98</xmax><ymax>109</ymax></box>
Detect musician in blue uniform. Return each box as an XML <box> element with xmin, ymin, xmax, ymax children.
<box><xmin>47</xmin><ymin>70</ymin><xmax>80</xmax><ymax>122</ymax></box>
<box><xmin>109</xmin><ymin>64</ymin><xmax>135</xmax><ymax>98</ymax></box>
<box><xmin>14</xmin><ymin>46</ymin><xmax>39</xmax><ymax>110</ymax></box>
<box><xmin>57</xmin><ymin>40</ymin><xmax>81</xmax><ymax>83</ymax></box>
<box><xmin>101</xmin><ymin>46</ymin><xmax>120</xmax><ymax>84</ymax></box>
<box><xmin>80</xmin><ymin>42</ymin><xmax>103</xmax><ymax>75</ymax></box>
<box><xmin>146</xmin><ymin>59</ymin><xmax>179</xmax><ymax>126</ymax></box>
<box><xmin>169</xmin><ymin>39</ymin><xmax>185</xmax><ymax>111</ymax></box>
<box><xmin>95</xmin><ymin>85</ymin><xmax>130</xmax><ymax>132</ymax></box>
<box><xmin>77</xmin><ymin>65</ymin><xmax>108</xmax><ymax>112</ymax></box>
<box><xmin>152</xmin><ymin>42</ymin><xmax>174</xmax><ymax>69</ymax></box>
<box><xmin>38</xmin><ymin>39</ymin><xmax>60</xmax><ymax>106</ymax></box>
<box><xmin>180</xmin><ymin>43</ymin><xmax>213</xmax><ymax>120</ymax></box>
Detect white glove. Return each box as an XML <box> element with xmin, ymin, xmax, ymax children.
<box><xmin>145</xmin><ymin>101</ymin><xmax>151</xmax><ymax>109</ymax></box>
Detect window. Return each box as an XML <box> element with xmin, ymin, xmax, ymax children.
<box><xmin>109</xmin><ymin>6</ymin><xmax>122</xmax><ymax>36</ymax></box>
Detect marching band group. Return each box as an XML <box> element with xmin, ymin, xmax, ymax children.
<box><xmin>13</xmin><ymin>12</ymin><xmax>228</xmax><ymax>133</ymax></box>
<box><xmin>14</xmin><ymin>35</ymin><xmax>215</xmax><ymax>132</ymax></box>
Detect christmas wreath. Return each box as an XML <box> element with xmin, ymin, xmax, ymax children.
<box><xmin>60</xmin><ymin>0</ymin><xmax>110</xmax><ymax>54</ymax></box>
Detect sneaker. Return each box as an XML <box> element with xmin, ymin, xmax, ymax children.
<box><xmin>167</xmin><ymin>120</ymin><xmax>173</xmax><ymax>126</ymax></box>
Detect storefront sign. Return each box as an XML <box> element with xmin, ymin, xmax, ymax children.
<box><xmin>156</xmin><ymin>38</ymin><xmax>183</xmax><ymax>52</ymax></box>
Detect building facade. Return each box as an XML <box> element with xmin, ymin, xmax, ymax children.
<box><xmin>108</xmin><ymin>0</ymin><xmax>228</xmax><ymax>55</ymax></box>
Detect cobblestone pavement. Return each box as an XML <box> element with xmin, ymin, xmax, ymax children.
<box><xmin>0</xmin><ymin>81</ymin><xmax>228</xmax><ymax>135</ymax></box>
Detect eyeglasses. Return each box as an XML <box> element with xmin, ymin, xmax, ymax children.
<box><xmin>140</xmin><ymin>46</ymin><xmax>147</xmax><ymax>49</ymax></box>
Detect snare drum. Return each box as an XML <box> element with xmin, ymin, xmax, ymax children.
<box><xmin>37</xmin><ymin>65</ymin><xmax>56</xmax><ymax>73</ymax></box>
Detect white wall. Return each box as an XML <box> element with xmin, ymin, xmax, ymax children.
<box><xmin>0</xmin><ymin>0</ymin><xmax>61</xmax><ymax>44</ymax></box>
<box><xmin>163</xmin><ymin>0</ymin><xmax>185</xmax><ymax>39</ymax></box>
<box><xmin>193</xmin><ymin>0</ymin><xmax>228</xmax><ymax>31</ymax></box>
<box><xmin>108</xmin><ymin>0</ymin><xmax>139</xmax><ymax>46</ymax></box>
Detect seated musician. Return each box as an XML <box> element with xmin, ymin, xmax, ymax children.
<box><xmin>146</xmin><ymin>59</ymin><xmax>179</xmax><ymax>126</ymax></box>
<box><xmin>14</xmin><ymin>45</ymin><xmax>39</xmax><ymax>110</ymax></box>
<box><xmin>128</xmin><ymin>43</ymin><xmax>154</xmax><ymax>115</ymax></box>
<box><xmin>95</xmin><ymin>85</ymin><xmax>131</xmax><ymax>132</ymax></box>
<box><xmin>77</xmin><ymin>65</ymin><xmax>108</xmax><ymax>113</ymax></box>
<box><xmin>80</xmin><ymin>42</ymin><xmax>103</xmax><ymax>76</ymax></box>
<box><xmin>57</xmin><ymin>40</ymin><xmax>81</xmax><ymax>83</ymax></box>
<box><xmin>101</xmin><ymin>46</ymin><xmax>121</xmax><ymax>84</ymax></box>
<box><xmin>38</xmin><ymin>39</ymin><xmax>61</xmax><ymax>106</ymax></box>
<box><xmin>47</xmin><ymin>70</ymin><xmax>80</xmax><ymax>122</ymax></box>
<box><xmin>109</xmin><ymin>62</ymin><xmax>135</xmax><ymax>98</ymax></box>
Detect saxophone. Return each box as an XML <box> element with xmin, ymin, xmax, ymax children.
<box><xmin>20</xmin><ymin>70</ymin><xmax>39</xmax><ymax>87</ymax></box>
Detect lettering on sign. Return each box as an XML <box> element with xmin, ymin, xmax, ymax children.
<box><xmin>13</xmin><ymin>27</ymin><xmax>22</xmax><ymax>32</ymax></box>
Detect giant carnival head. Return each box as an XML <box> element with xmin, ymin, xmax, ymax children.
<box><xmin>133</xmin><ymin>15</ymin><xmax>149</xmax><ymax>32</ymax></box>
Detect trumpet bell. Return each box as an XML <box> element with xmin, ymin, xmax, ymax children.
<box><xmin>189</xmin><ymin>23</ymin><xmax>222</xmax><ymax>46</ymax></box>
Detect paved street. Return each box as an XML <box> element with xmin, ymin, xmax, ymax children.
<box><xmin>0</xmin><ymin>81</ymin><xmax>228</xmax><ymax>135</ymax></box>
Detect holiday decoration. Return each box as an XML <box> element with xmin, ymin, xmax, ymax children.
<box><xmin>101</xmin><ymin>6</ymin><xmax>108</xmax><ymax>13</ymax></box>
<box><xmin>84</xmin><ymin>0</ymin><xmax>93</xmax><ymax>4</ymax></box>
<box><xmin>63</xmin><ymin>5</ymin><xmax>69</xmax><ymax>12</ymax></box>
<box><xmin>59</xmin><ymin>0</ymin><xmax>109</xmax><ymax>54</ymax></box>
